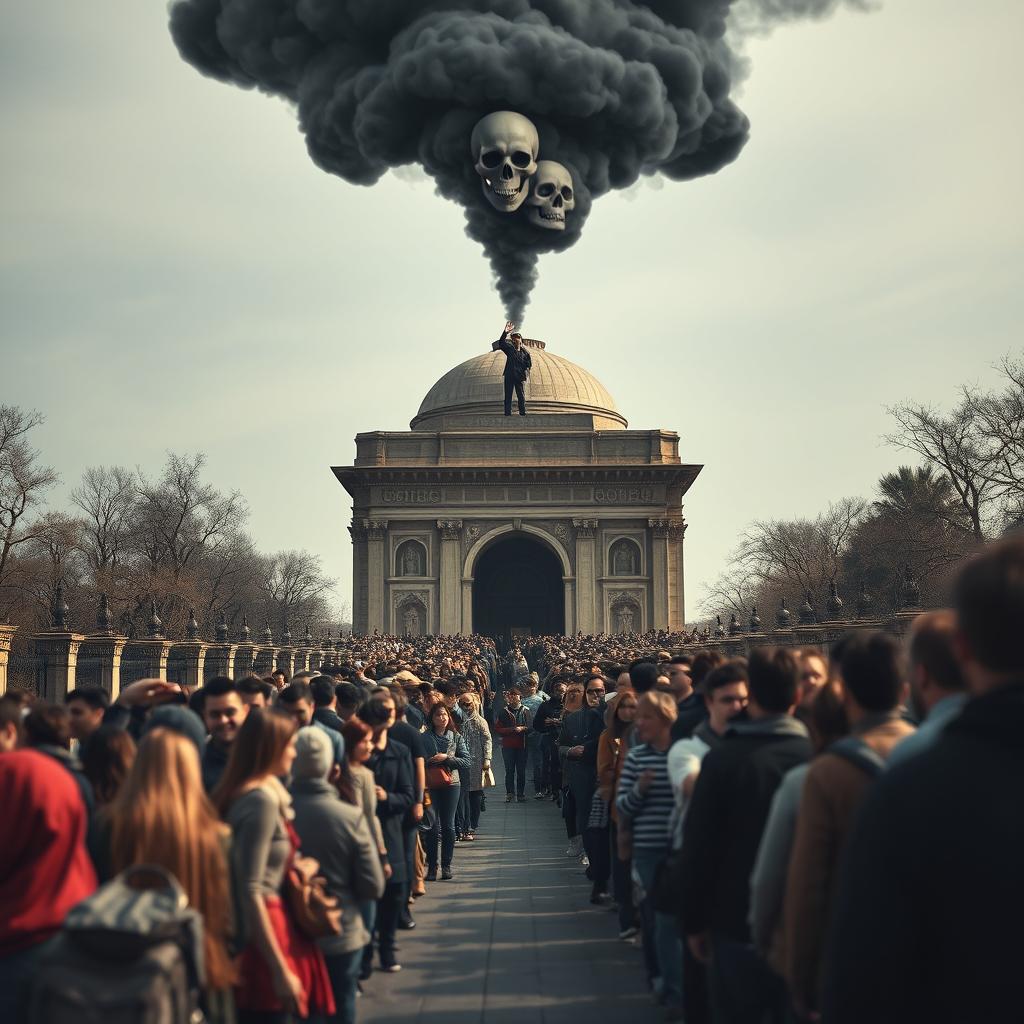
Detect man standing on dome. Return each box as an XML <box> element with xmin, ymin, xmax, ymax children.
<box><xmin>491</xmin><ymin>320</ymin><xmax>532</xmax><ymax>416</ymax></box>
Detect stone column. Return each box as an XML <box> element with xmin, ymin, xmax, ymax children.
<box><xmin>461</xmin><ymin>578</ymin><xmax>473</xmax><ymax>635</ymax></box>
<box><xmin>563</xmin><ymin>576</ymin><xmax>577</xmax><ymax>635</ymax></box>
<box><xmin>81</xmin><ymin>634</ymin><xmax>128</xmax><ymax>700</ymax></box>
<box><xmin>437</xmin><ymin>520</ymin><xmax>463</xmax><ymax>634</ymax></box>
<box><xmin>573</xmin><ymin>519</ymin><xmax>598</xmax><ymax>633</ymax></box>
<box><xmin>648</xmin><ymin>519</ymin><xmax>672</xmax><ymax>630</ymax></box>
<box><xmin>349</xmin><ymin>521</ymin><xmax>368</xmax><ymax>635</ymax></box>
<box><xmin>0</xmin><ymin>625</ymin><xmax>16</xmax><ymax>695</ymax></box>
<box><xmin>365</xmin><ymin>520</ymin><xmax>389</xmax><ymax>634</ymax></box>
<box><xmin>668</xmin><ymin>519</ymin><xmax>687</xmax><ymax>630</ymax></box>
<box><xmin>172</xmin><ymin>642</ymin><xmax>207</xmax><ymax>691</ymax></box>
<box><xmin>34</xmin><ymin>631</ymin><xmax>86</xmax><ymax>702</ymax></box>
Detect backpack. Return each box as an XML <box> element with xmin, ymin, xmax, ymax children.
<box><xmin>828</xmin><ymin>736</ymin><xmax>887</xmax><ymax>778</ymax></box>
<box><xmin>28</xmin><ymin>864</ymin><xmax>206</xmax><ymax>1024</ymax></box>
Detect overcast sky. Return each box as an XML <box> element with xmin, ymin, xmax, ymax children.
<box><xmin>2</xmin><ymin>1</ymin><xmax>1022</xmax><ymax>623</ymax></box>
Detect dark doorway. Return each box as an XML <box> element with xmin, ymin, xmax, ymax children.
<box><xmin>472</xmin><ymin>535</ymin><xmax>565</xmax><ymax>649</ymax></box>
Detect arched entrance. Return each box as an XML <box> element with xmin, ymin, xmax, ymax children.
<box><xmin>472</xmin><ymin>535</ymin><xmax>565</xmax><ymax>649</ymax></box>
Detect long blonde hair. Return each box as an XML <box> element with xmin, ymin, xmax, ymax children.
<box><xmin>108</xmin><ymin>728</ymin><xmax>237</xmax><ymax>990</ymax></box>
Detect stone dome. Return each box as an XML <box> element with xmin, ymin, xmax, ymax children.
<box><xmin>411</xmin><ymin>339</ymin><xmax>627</xmax><ymax>430</ymax></box>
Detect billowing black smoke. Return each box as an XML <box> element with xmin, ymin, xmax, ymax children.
<box><xmin>169</xmin><ymin>1</ymin><xmax>862</xmax><ymax>321</ymax></box>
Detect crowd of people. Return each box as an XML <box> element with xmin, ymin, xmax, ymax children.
<box><xmin>1</xmin><ymin>533</ymin><xmax>1022</xmax><ymax>1023</ymax></box>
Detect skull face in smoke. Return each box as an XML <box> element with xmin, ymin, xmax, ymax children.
<box><xmin>527</xmin><ymin>161</ymin><xmax>575</xmax><ymax>231</ymax></box>
<box><xmin>471</xmin><ymin>112</ymin><xmax>539</xmax><ymax>213</ymax></box>
<box><xmin>170</xmin><ymin>1</ymin><xmax>863</xmax><ymax>322</ymax></box>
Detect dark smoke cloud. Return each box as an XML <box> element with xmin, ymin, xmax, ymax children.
<box><xmin>169</xmin><ymin>1</ymin><xmax>864</xmax><ymax>321</ymax></box>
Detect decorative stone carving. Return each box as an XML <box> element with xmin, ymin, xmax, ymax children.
<box><xmin>466</xmin><ymin>525</ymin><xmax>482</xmax><ymax>542</ymax></box>
<box><xmin>395</xmin><ymin>539</ymin><xmax>427</xmax><ymax>577</ymax></box>
<box><xmin>96</xmin><ymin>593</ymin><xmax>113</xmax><ymax>633</ymax></box>
<box><xmin>348</xmin><ymin>520</ymin><xmax>367</xmax><ymax>541</ymax></box>
<box><xmin>436</xmin><ymin>519</ymin><xmax>463</xmax><ymax>541</ymax></box>
<box><xmin>668</xmin><ymin>519</ymin><xmax>687</xmax><ymax>542</ymax></box>
<box><xmin>648</xmin><ymin>518</ymin><xmax>670</xmax><ymax>537</ymax></box>
<box><xmin>363</xmin><ymin>520</ymin><xmax>389</xmax><ymax>541</ymax></box>
<box><xmin>395</xmin><ymin>591</ymin><xmax>429</xmax><ymax>637</ymax></box>
<box><xmin>52</xmin><ymin>586</ymin><xmax>69</xmax><ymax>630</ymax></box>
<box><xmin>609</xmin><ymin>590</ymin><xmax>642</xmax><ymax>634</ymax></box>
<box><xmin>553</xmin><ymin>522</ymin><xmax>569</xmax><ymax>543</ymax></box>
<box><xmin>185</xmin><ymin>609</ymin><xmax>200</xmax><ymax>641</ymax></box>
<box><xmin>572</xmin><ymin>518</ymin><xmax>598</xmax><ymax>538</ymax></box>
<box><xmin>146</xmin><ymin>600</ymin><xmax>164</xmax><ymax>639</ymax></box>
<box><xmin>610</xmin><ymin>538</ymin><xmax>641</xmax><ymax>576</ymax></box>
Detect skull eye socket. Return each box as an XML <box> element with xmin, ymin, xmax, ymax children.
<box><xmin>561</xmin><ymin>187</ymin><xmax>574</xmax><ymax>201</ymax></box>
<box><xmin>481</xmin><ymin>150</ymin><xmax>503</xmax><ymax>169</ymax></box>
<box><xmin>511</xmin><ymin>151</ymin><xmax>533</xmax><ymax>168</ymax></box>
<box><xmin>536</xmin><ymin>183</ymin><xmax>556</xmax><ymax>198</ymax></box>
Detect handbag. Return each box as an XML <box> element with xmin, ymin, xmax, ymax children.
<box><xmin>587</xmin><ymin>791</ymin><xmax>609</xmax><ymax>830</ymax></box>
<box><xmin>482</xmin><ymin>766</ymin><xmax>496</xmax><ymax>789</ymax></box>
<box><xmin>283</xmin><ymin>824</ymin><xmax>342</xmax><ymax>939</ymax></box>
<box><xmin>426</xmin><ymin>765</ymin><xmax>454</xmax><ymax>788</ymax></box>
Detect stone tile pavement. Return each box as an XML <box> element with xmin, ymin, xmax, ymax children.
<box><xmin>359</xmin><ymin>758</ymin><xmax>664</xmax><ymax>1024</ymax></box>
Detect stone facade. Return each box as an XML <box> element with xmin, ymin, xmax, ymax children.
<box><xmin>335</xmin><ymin>340</ymin><xmax>702</xmax><ymax>637</ymax></box>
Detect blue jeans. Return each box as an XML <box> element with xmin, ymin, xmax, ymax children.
<box><xmin>322</xmin><ymin>948</ymin><xmax>362</xmax><ymax>1024</ymax></box>
<box><xmin>504</xmin><ymin>746</ymin><xmax>528</xmax><ymax>796</ymax></box>
<box><xmin>634</xmin><ymin>849</ymin><xmax>683</xmax><ymax>1009</ymax></box>
<box><xmin>427</xmin><ymin>784</ymin><xmax>461</xmax><ymax>868</ymax></box>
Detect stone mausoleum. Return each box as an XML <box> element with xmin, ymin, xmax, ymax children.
<box><xmin>334</xmin><ymin>338</ymin><xmax>701</xmax><ymax>644</ymax></box>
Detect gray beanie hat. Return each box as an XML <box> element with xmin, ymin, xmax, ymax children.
<box><xmin>293</xmin><ymin>726</ymin><xmax>332</xmax><ymax>781</ymax></box>
<box><xmin>142</xmin><ymin>705</ymin><xmax>206</xmax><ymax>757</ymax></box>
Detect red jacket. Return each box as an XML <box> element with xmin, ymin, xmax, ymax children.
<box><xmin>0</xmin><ymin>749</ymin><xmax>98</xmax><ymax>954</ymax></box>
<box><xmin>496</xmin><ymin>704</ymin><xmax>533</xmax><ymax>750</ymax></box>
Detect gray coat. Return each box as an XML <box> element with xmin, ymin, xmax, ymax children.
<box><xmin>460</xmin><ymin>714</ymin><xmax>493</xmax><ymax>791</ymax></box>
<box><xmin>290</xmin><ymin>777</ymin><xmax>385</xmax><ymax>954</ymax></box>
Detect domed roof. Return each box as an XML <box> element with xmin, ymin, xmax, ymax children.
<box><xmin>411</xmin><ymin>339</ymin><xmax>627</xmax><ymax>430</ymax></box>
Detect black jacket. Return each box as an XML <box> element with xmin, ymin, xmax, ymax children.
<box><xmin>670</xmin><ymin>691</ymin><xmax>708</xmax><ymax>741</ymax></box>
<box><xmin>313</xmin><ymin>706</ymin><xmax>346</xmax><ymax>734</ymax></box>
<box><xmin>492</xmin><ymin>336</ymin><xmax>532</xmax><ymax>382</ymax></box>
<box><xmin>365</xmin><ymin>738</ymin><xmax>415</xmax><ymax>884</ymax></box>
<box><xmin>823</xmin><ymin>680</ymin><xmax>1024</xmax><ymax>1024</ymax></box>
<box><xmin>677</xmin><ymin>715</ymin><xmax>811</xmax><ymax>940</ymax></box>
<box><xmin>533</xmin><ymin>697</ymin><xmax>563</xmax><ymax>736</ymax></box>
<box><xmin>558</xmin><ymin>706</ymin><xmax>606</xmax><ymax>790</ymax></box>
<box><xmin>202</xmin><ymin>739</ymin><xmax>230</xmax><ymax>794</ymax></box>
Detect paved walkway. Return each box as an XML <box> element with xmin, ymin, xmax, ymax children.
<box><xmin>360</xmin><ymin>755</ymin><xmax>662</xmax><ymax>1024</ymax></box>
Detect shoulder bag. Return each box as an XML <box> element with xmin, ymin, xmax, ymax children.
<box><xmin>283</xmin><ymin>823</ymin><xmax>342</xmax><ymax>939</ymax></box>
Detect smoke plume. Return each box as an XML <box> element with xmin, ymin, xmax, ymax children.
<box><xmin>170</xmin><ymin>1</ymin><xmax>866</xmax><ymax>322</ymax></box>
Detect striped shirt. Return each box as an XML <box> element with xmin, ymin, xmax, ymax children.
<box><xmin>616</xmin><ymin>742</ymin><xmax>675</xmax><ymax>852</ymax></box>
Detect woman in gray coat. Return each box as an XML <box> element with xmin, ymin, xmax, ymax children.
<box><xmin>457</xmin><ymin>691</ymin><xmax>492</xmax><ymax>840</ymax></box>
<box><xmin>290</xmin><ymin>727</ymin><xmax>385</xmax><ymax>1024</ymax></box>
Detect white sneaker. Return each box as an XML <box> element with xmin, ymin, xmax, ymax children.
<box><xmin>580</xmin><ymin>855</ymin><xmax>590</xmax><ymax>868</ymax></box>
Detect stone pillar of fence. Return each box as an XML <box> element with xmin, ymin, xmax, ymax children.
<box><xmin>34</xmin><ymin>630</ymin><xmax>86</xmax><ymax>702</ymax></box>
<box><xmin>81</xmin><ymin>634</ymin><xmax>128</xmax><ymax>701</ymax></box>
<box><xmin>0</xmin><ymin>625</ymin><xmax>16</xmax><ymax>695</ymax></box>
<box><xmin>205</xmin><ymin>643</ymin><xmax>237</xmax><ymax>681</ymax></box>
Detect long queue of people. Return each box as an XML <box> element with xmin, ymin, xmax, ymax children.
<box><xmin>508</xmin><ymin>534</ymin><xmax>1023</xmax><ymax>1023</ymax></box>
<box><xmin>2</xmin><ymin>533</ymin><xmax>1023</xmax><ymax>1023</ymax></box>
<box><xmin>0</xmin><ymin>642</ymin><xmax>502</xmax><ymax>1023</ymax></box>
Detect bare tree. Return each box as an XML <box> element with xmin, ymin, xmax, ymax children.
<box><xmin>134</xmin><ymin>453</ymin><xmax>246</xmax><ymax>580</ymax></box>
<box><xmin>0</xmin><ymin>406</ymin><xmax>58</xmax><ymax>611</ymax></box>
<box><xmin>71</xmin><ymin>465</ymin><xmax>138</xmax><ymax>575</ymax></box>
<box><xmin>265</xmin><ymin>549</ymin><xmax>336</xmax><ymax>614</ymax></box>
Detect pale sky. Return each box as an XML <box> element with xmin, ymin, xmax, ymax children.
<box><xmin>2</xmin><ymin>1</ymin><xmax>1022</xmax><ymax>622</ymax></box>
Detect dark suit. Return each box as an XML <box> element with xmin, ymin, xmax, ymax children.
<box><xmin>492</xmin><ymin>334</ymin><xmax>532</xmax><ymax>415</ymax></box>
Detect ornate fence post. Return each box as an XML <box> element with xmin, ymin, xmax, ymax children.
<box><xmin>33</xmin><ymin>588</ymin><xmax>86</xmax><ymax>702</ymax></box>
<box><xmin>80</xmin><ymin>594</ymin><xmax>128</xmax><ymax>700</ymax></box>
<box><xmin>0</xmin><ymin>624</ymin><xmax>16</xmax><ymax>695</ymax></box>
<box><xmin>172</xmin><ymin>609</ymin><xmax>208</xmax><ymax>690</ymax></box>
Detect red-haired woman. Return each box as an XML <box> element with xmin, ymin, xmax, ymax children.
<box><xmin>214</xmin><ymin>708</ymin><xmax>334</xmax><ymax>1024</ymax></box>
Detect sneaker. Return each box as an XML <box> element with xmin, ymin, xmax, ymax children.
<box><xmin>381</xmin><ymin>963</ymin><xmax>402</xmax><ymax>974</ymax></box>
<box><xmin>425</xmin><ymin>866</ymin><xmax>437</xmax><ymax>882</ymax></box>
<box><xmin>533</xmin><ymin>792</ymin><xmax>546</xmax><ymax>800</ymax></box>
<box><xmin>618</xmin><ymin>926</ymin><xmax>639</xmax><ymax>941</ymax></box>
<box><xmin>441</xmin><ymin>867</ymin><xmax>453</xmax><ymax>881</ymax></box>
<box><xmin>580</xmin><ymin>855</ymin><xmax>590</xmax><ymax>868</ymax></box>
<box><xmin>506</xmin><ymin>793</ymin><xmax>514</xmax><ymax>803</ymax></box>
<box><xmin>398</xmin><ymin>919</ymin><xmax>416</xmax><ymax>930</ymax></box>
